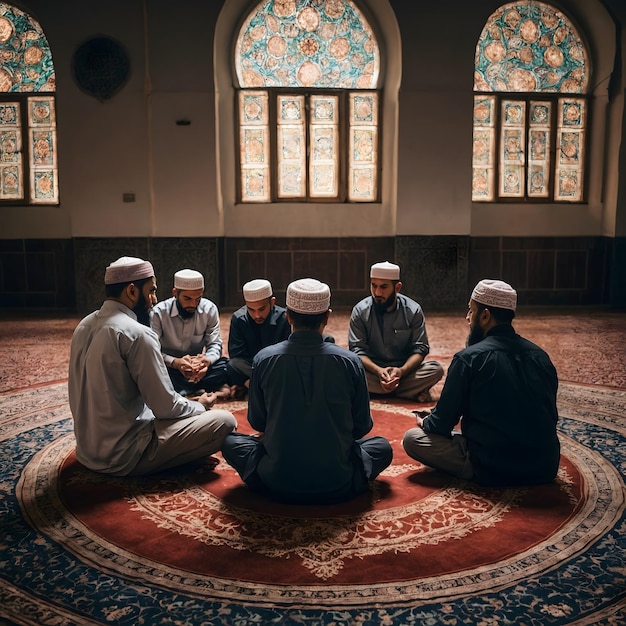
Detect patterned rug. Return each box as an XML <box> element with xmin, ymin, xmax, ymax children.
<box><xmin>1</xmin><ymin>382</ymin><xmax>625</xmax><ymax>625</ymax></box>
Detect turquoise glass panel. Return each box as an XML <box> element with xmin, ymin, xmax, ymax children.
<box><xmin>235</xmin><ymin>0</ymin><xmax>379</xmax><ymax>89</ymax></box>
<box><xmin>474</xmin><ymin>2</ymin><xmax>588</xmax><ymax>94</ymax></box>
<box><xmin>0</xmin><ymin>2</ymin><xmax>55</xmax><ymax>92</ymax></box>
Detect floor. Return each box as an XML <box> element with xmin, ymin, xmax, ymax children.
<box><xmin>1</xmin><ymin>306</ymin><xmax>625</xmax><ymax>394</ymax></box>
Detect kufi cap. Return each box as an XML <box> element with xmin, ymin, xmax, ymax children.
<box><xmin>286</xmin><ymin>278</ymin><xmax>331</xmax><ymax>314</ymax></box>
<box><xmin>104</xmin><ymin>256</ymin><xmax>154</xmax><ymax>285</ymax></box>
<box><xmin>174</xmin><ymin>269</ymin><xmax>204</xmax><ymax>291</ymax></box>
<box><xmin>243</xmin><ymin>279</ymin><xmax>273</xmax><ymax>302</ymax></box>
<box><xmin>370</xmin><ymin>261</ymin><xmax>400</xmax><ymax>280</ymax></box>
<box><xmin>471</xmin><ymin>279</ymin><xmax>517</xmax><ymax>311</ymax></box>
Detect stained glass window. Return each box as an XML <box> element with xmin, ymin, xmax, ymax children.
<box><xmin>472</xmin><ymin>2</ymin><xmax>588</xmax><ymax>203</ymax></box>
<box><xmin>235</xmin><ymin>0</ymin><xmax>380</xmax><ymax>203</ymax></box>
<box><xmin>0</xmin><ymin>3</ymin><xmax>58</xmax><ymax>204</ymax></box>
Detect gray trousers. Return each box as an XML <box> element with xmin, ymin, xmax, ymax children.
<box><xmin>366</xmin><ymin>360</ymin><xmax>444</xmax><ymax>399</ymax></box>
<box><xmin>130</xmin><ymin>409</ymin><xmax>237</xmax><ymax>475</ymax></box>
<box><xmin>402</xmin><ymin>427</ymin><xmax>474</xmax><ymax>480</ymax></box>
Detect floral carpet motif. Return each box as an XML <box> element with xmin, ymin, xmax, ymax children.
<box><xmin>1</xmin><ymin>381</ymin><xmax>626</xmax><ymax>624</ymax></box>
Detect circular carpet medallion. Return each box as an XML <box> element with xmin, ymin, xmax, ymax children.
<box><xmin>3</xmin><ymin>382</ymin><xmax>626</xmax><ymax>624</ymax></box>
<box><xmin>17</xmin><ymin>401</ymin><xmax>623</xmax><ymax>609</ymax></box>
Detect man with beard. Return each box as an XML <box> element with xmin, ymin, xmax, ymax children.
<box><xmin>402</xmin><ymin>279</ymin><xmax>560</xmax><ymax>486</ymax></box>
<box><xmin>226</xmin><ymin>279</ymin><xmax>290</xmax><ymax>399</ymax></box>
<box><xmin>349</xmin><ymin>261</ymin><xmax>443</xmax><ymax>401</ymax></box>
<box><xmin>68</xmin><ymin>257</ymin><xmax>237</xmax><ymax>476</ymax></box>
<box><xmin>151</xmin><ymin>269</ymin><xmax>230</xmax><ymax>399</ymax></box>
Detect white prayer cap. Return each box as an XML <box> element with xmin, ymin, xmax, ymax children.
<box><xmin>471</xmin><ymin>279</ymin><xmax>517</xmax><ymax>311</ymax></box>
<box><xmin>174</xmin><ymin>269</ymin><xmax>204</xmax><ymax>291</ymax></box>
<box><xmin>243</xmin><ymin>279</ymin><xmax>273</xmax><ymax>302</ymax></box>
<box><xmin>370</xmin><ymin>261</ymin><xmax>400</xmax><ymax>280</ymax></box>
<box><xmin>286</xmin><ymin>278</ymin><xmax>331</xmax><ymax>314</ymax></box>
<box><xmin>104</xmin><ymin>256</ymin><xmax>154</xmax><ymax>285</ymax></box>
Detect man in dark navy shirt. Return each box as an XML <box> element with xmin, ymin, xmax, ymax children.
<box><xmin>226</xmin><ymin>279</ymin><xmax>290</xmax><ymax>397</ymax></box>
<box><xmin>222</xmin><ymin>278</ymin><xmax>392</xmax><ymax>504</ymax></box>
<box><xmin>403</xmin><ymin>279</ymin><xmax>560</xmax><ymax>486</ymax></box>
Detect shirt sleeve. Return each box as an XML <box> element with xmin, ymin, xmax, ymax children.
<box><xmin>408</xmin><ymin>305</ymin><xmax>431</xmax><ymax>357</ymax></box>
<box><xmin>247</xmin><ymin>355</ymin><xmax>267</xmax><ymax>433</ymax></box>
<box><xmin>202</xmin><ymin>303</ymin><xmax>223</xmax><ymax>363</ymax></box>
<box><xmin>149</xmin><ymin>305</ymin><xmax>176</xmax><ymax>367</ymax></box>
<box><xmin>351</xmin><ymin>359</ymin><xmax>374</xmax><ymax>439</ymax></box>
<box><xmin>124</xmin><ymin>328</ymin><xmax>205</xmax><ymax>420</ymax></box>
<box><xmin>348</xmin><ymin>305</ymin><xmax>369</xmax><ymax>356</ymax></box>
<box><xmin>422</xmin><ymin>354</ymin><xmax>468</xmax><ymax>436</ymax></box>
<box><xmin>227</xmin><ymin>314</ymin><xmax>250</xmax><ymax>360</ymax></box>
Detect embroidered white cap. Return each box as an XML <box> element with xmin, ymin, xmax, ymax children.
<box><xmin>104</xmin><ymin>256</ymin><xmax>154</xmax><ymax>285</ymax></box>
<box><xmin>370</xmin><ymin>261</ymin><xmax>400</xmax><ymax>280</ymax></box>
<box><xmin>174</xmin><ymin>269</ymin><xmax>204</xmax><ymax>291</ymax></box>
<box><xmin>286</xmin><ymin>278</ymin><xmax>331</xmax><ymax>314</ymax></box>
<box><xmin>471</xmin><ymin>279</ymin><xmax>517</xmax><ymax>311</ymax></box>
<box><xmin>243</xmin><ymin>279</ymin><xmax>273</xmax><ymax>302</ymax></box>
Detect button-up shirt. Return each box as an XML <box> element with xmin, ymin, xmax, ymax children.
<box><xmin>423</xmin><ymin>324</ymin><xmax>560</xmax><ymax>486</ymax></box>
<box><xmin>249</xmin><ymin>331</ymin><xmax>373</xmax><ymax>502</ymax></box>
<box><xmin>349</xmin><ymin>294</ymin><xmax>431</xmax><ymax>367</ymax></box>
<box><xmin>68</xmin><ymin>300</ymin><xmax>205</xmax><ymax>475</ymax></box>
<box><xmin>150</xmin><ymin>297</ymin><xmax>223</xmax><ymax>366</ymax></box>
<box><xmin>228</xmin><ymin>304</ymin><xmax>290</xmax><ymax>363</ymax></box>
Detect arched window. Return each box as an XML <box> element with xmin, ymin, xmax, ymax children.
<box><xmin>235</xmin><ymin>0</ymin><xmax>380</xmax><ymax>203</ymax></box>
<box><xmin>0</xmin><ymin>2</ymin><xmax>57</xmax><ymax>205</ymax></box>
<box><xmin>472</xmin><ymin>1</ymin><xmax>589</xmax><ymax>203</ymax></box>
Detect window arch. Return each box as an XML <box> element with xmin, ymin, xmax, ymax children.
<box><xmin>0</xmin><ymin>2</ymin><xmax>57</xmax><ymax>205</ymax></box>
<box><xmin>235</xmin><ymin>0</ymin><xmax>381</xmax><ymax>203</ymax></box>
<box><xmin>472</xmin><ymin>1</ymin><xmax>589</xmax><ymax>203</ymax></box>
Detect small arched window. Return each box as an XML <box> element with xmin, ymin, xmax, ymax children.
<box><xmin>235</xmin><ymin>0</ymin><xmax>381</xmax><ymax>203</ymax></box>
<box><xmin>472</xmin><ymin>1</ymin><xmax>589</xmax><ymax>202</ymax></box>
<box><xmin>0</xmin><ymin>2</ymin><xmax>57</xmax><ymax>205</ymax></box>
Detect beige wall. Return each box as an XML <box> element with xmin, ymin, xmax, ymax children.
<box><xmin>0</xmin><ymin>0</ymin><xmax>624</xmax><ymax>239</ymax></box>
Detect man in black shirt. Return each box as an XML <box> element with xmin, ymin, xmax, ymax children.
<box><xmin>403</xmin><ymin>279</ymin><xmax>560</xmax><ymax>486</ymax></box>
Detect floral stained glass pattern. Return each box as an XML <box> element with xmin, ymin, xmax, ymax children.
<box><xmin>235</xmin><ymin>0</ymin><xmax>378</xmax><ymax>89</ymax></box>
<box><xmin>236</xmin><ymin>0</ymin><xmax>380</xmax><ymax>203</ymax></box>
<box><xmin>28</xmin><ymin>96</ymin><xmax>57</xmax><ymax>203</ymax></box>
<box><xmin>472</xmin><ymin>2</ymin><xmax>588</xmax><ymax>203</ymax></box>
<box><xmin>277</xmin><ymin>95</ymin><xmax>306</xmax><ymax>198</ymax></box>
<box><xmin>349</xmin><ymin>92</ymin><xmax>377</xmax><ymax>201</ymax></box>
<box><xmin>0</xmin><ymin>102</ymin><xmax>21</xmax><ymax>199</ymax></box>
<box><xmin>0</xmin><ymin>2</ymin><xmax>55</xmax><ymax>93</ymax></box>
<box><xmin>240</xmin><ymin>91</ymin><xmax>270</xmax><ymax>202</ymax></box>
<box><xmin>0</xmin><ymin>3</ymin><xmax>57</xmax><ymax>204</ymax></box>
<box><xmin>474</xmin><ymin>2</ymin><xmax>587</xmax><ymax>94</ymax></box>
<box><xmin>309</xmin><ymin>95</ymin><xmax>338</xmax><ymax>197</ymax></box>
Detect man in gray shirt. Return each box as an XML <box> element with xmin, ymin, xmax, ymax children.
<box><xmin>349</xmin><ymin>261</ymin><xmax>443</xmax><ymax>401</ymax></box>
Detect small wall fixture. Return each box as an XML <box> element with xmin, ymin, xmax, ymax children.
<box><xmin>176</xmin><ymin>119</ymin><xmax>191</xmax><ymax>126</ymax></box>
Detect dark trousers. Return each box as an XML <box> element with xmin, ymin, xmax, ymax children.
<box><xmin>168</xmin><ymin>356</ymin><xmax>229</xmax><ymax>394</ymax></box>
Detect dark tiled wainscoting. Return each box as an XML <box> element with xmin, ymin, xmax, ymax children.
<box><xmin>0</xmin><ymin>236</ymin><xmax>622</xmax><ymax>313</ymax></box>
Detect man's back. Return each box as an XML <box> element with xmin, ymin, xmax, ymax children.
<box><xmin>433</xmin><ymin>325</ymin><xmax>559</xmax><ymax>485</ymax></box>
<box><xmin>249</xmin><ymin>331</ymin><xmax>373</xmax><ymax>502</ymax></box>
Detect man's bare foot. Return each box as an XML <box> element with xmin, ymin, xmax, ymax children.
<box><xmin>417</xmin><ymin>390</ymin><xmax>433</xmax><ymax>403</ymax></box>
<box><xmin>214</xmin><ymin>384</ymin><xmax>231</xmax><ymax>400</ymax></box>
<box><xmin>204</xmin><ymin>456</ymin><xmax>219</xmax><ymax>470</ymax></box>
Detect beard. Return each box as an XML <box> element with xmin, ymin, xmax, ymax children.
<box><xmin>175</xmin><ymin>299</ymin><xmax>196</xmax><ymax>319</ymax></box>
<box><xmin>133</xmin><ymin>292</ymin><xmax>151</xmax><ymax>327</ymax></box>
<box><xmin>373</xmin><ymin>292</ymin><xmax>396</xmax><ymax>314</ymax></box>
<box><xmin>466</xmin><ymin>321</ymin><xmax>485</xmax><ymax>346</ymax></box>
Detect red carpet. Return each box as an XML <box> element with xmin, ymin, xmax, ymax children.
<box><xmin>44</xmin><ymin>404</ymin><xmax>584</xmax><ymax>589</ymax></box>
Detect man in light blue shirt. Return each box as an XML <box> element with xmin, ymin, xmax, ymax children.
<box><xmin>151</xmin><ymin>269</ymin><xmax>230</xmax><ymax>399</ymax></box>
